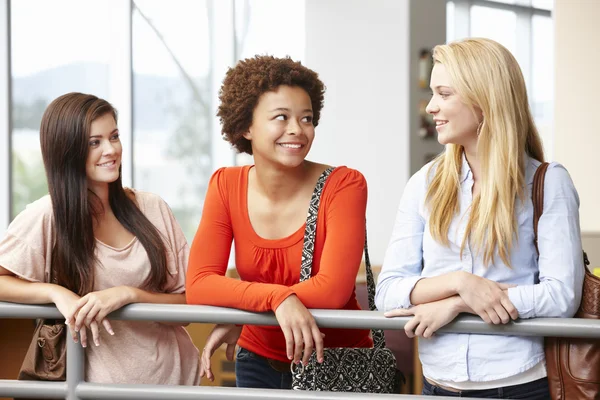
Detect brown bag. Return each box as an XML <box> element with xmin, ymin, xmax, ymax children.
<box><xmin>17</xmin><ymin>319</ymin><xmax>66</xmax><ymax>381</ymax></box>
<box><xmin>533</xmin><ymin>162</ymin><xmax>600</xmax><ymax>400</ymax></box>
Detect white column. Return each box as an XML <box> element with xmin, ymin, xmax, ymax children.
<box><xmin>304</xmin><ymin>0</ymin><xmax>411</xmax><ymax>265</ymax></box>
<box><xmin>0</xmin><ymin>0</ymin><xmax>11</xmax><ymax>230</ymax></box>
<box><xmin>554</xmin><ymin>0</ymin><xmax>600</xmax><ymax>234</ymax></box>
<box><xmin>107</xmin><ymin>0</ymin><xmax>133</xmax><ymax>187</ymax></box>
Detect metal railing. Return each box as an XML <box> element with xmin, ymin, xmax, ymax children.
<box><xmin>2</xmin><ymin>301</ymin><xmax>600</xmax><ymax>399</ymax></box>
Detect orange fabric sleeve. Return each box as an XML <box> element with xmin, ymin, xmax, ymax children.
<box><xmin>290</xmin><ymin>170</ymin><xmax>367</xmax><ymax>309</ymax></box>
<box><xmin>185</xmin><ymin>168</ymin><xmax>294</xmax><ymax>312</ymax></box>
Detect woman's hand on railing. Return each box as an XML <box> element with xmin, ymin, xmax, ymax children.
<box><xmin>64</xmin><ymin>287</ymin><xmax>133</xmax><ymax>347</ymax></box>
<box><xmin>200</xmin><ymin>324</ymin><xmax>242</xmax><ymax>382</ymax></box>
<box><xmin>49</xmin><ymin>286</ymin><xmax>92</xmax><ymax>347</ymax></box>
<box><xmin>384</xmin><ymin>296</ymin><xmax>463</xmax><ymax>338</ymax></box>
<box><xmin>274</xmin><ymin>294</ymin><xmax>325</xmax><ymax>366</ymax></box>
<box><xmin>455</xmin><ymin>272</ymin><xmax>518</xmax><ymax>324</ymax></box>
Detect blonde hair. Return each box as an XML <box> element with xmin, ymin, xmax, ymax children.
<box><xmin>426</xmin><ymin>38</ymin><xmax>545</xmax><ymax>267</ymax></box>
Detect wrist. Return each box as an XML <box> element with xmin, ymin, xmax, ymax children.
<box><xmin>122</xmin><ymin>286</ymin><xmax>137</xmax><ymax>303</ymax></box>
<box><xmin>451</xmin><ymin>271</ymin><xmax>466</xmax><ymax>294</ymax></box>
<box><xmin>450</xmin><ymin>295</ymin><xmax>467</xmax><ymax>313</ymax></box>
<box><xmin>46</xmin><ymin>283</ymin><xmax>67</xmax><ymax>303</ymax></box>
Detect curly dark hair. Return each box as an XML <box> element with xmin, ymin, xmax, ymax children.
<box><xmin>217</xmin><ymin>55</ymin><xmax>325</xmax><ymax>155</ymax></box>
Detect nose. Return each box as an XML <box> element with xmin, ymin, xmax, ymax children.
<box><xmin>286</xmin><ymin>117</ymin><xmax>302</xmax><ymax>135</ymax></box>
<box><xmin>426</xmin><ymin>96</ymin><xmax>438</xmax><ymax>115</ymax></box>
<box><xmin>101</xmin><ymin>140</ymin><xmax>117</xmax><ymax>156</ymax></box>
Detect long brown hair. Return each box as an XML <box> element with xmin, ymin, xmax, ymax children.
<box><xmin>39</xmin><ymin>92</ymin><xmax>168</xmax><ymax>295</ymax></box>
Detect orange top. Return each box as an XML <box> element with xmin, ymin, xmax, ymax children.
<box><xmin>186</xmin><ymin>165</ymin><xmax>373</xmax><ymax>362</ymax></box>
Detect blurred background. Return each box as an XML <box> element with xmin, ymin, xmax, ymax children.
<box><xmin>0</xmin><ymin>0</ymin><xmax>598</xmax><ymax>394</ymax></box>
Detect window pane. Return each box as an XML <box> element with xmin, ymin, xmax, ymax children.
<box><xmin>532</xmin><ymin>15</ymin><xmax>554</xmax><ymax>158</ymax></box>
<box><xmin>447</xmin><ymin>1</ymin><xmax>455</xmax><ymax>42</ymax></box>
<box><xmin>470</xmin><ymin>5</ymin><xmax>517</xmax><ymax>55</ymax></box>
<box><xmin>234</xmin><ymin>0</ymin><xmax>305</xmax><ymax>62</ymax></box>
<box><xmin>10</xmin><ymin>0</ymin><xmax>116</xmax><ymax>218</ymax></box>
<box><xmin>132</xmin><ymin>0</ymin><xmax>212</xmax><ymax>240</ymax></box>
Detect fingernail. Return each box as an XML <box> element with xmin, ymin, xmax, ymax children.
<box><xmin>82</xmin><ymin>343</ymin><xmax>87</xmax><ymax>348</ymax></box>
<box><xmin>74</xmin><ymin>328</ymin><xmax>79</xmax><ymax>332</ymax></box>
<box><xmin>109</xmin><ymin>330</ymin><xmax>114</xmax><ymax>335</ymax></box>
<box><xmin>319</xmin><ymin>358</ymin><xmax>323</xmax><ymax>363</ymax></box>
<box><xmin>65</xmin><ymin>319</ymin><xmax>70</xmax><ymax>324</ymax></box>
<box><xmin>288</xmin><ymin>355</ymin><xmax>292</xmax><ymax>360</ymax></box>
<box><xmin>95</xmin><ymin>341</ymin><xmax>99</xmax><ymax>347</ymax></box>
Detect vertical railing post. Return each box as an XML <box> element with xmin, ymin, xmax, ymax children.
<box><xmin>66</xmin><ymin>334</ymin><xmax>84</xmax><ymax>400</ymax></box>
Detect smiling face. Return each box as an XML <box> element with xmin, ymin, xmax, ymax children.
<box><xmin>244</xmin><ymin>85</ymin><xmax>315</xmax><ymax>168</ymax></box>
<box><xmin>426</xmin><ymin>63</ymin><xmax>481</xmax><ymax>150</ymax></box>
<box><xmin>85</xmin><ymin>113</ymin><xmax>122</xmax><ymax>191</ymax></box>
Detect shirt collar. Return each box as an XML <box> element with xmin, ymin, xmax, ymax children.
<box><xmin>460</xmin><ymin>152</ymin><xmax>472</xmax><ymax>183</ymax></box>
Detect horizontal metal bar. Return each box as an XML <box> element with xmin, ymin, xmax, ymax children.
<box><xmin>76</xmin><ymin>383</ymin><xmax>470</xmax><ymax>399</ymax></box>
<box><xmin>0</xmin><ymin>380</ymin><xmax>67</xmax><ymax>398</ymax></box>
<box><xmin>1</xmin><ymin>302</ymin><xmax>600</xmax><ymax>338</ymax></box>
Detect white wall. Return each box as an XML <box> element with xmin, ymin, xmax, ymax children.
<box><xmin>304</xmin><ymin>0</ymin><xmax>410</xmax><ymax>265</ymax></box>
<box><xmin>554</xmin><ymin>0</ymin><xmax>600</xmax><ymax>234</ymax></box>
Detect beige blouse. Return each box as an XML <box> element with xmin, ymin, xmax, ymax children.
<box><xmin>0</xmin><ymin>190</ymin><xmax>200</xmax><ymax>385</ymax></box>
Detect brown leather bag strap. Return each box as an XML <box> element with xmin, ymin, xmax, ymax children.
<box><xmin>532</xmin><ymin>162</ymin><xmax>550</xmax><ymax>255</ymax></box>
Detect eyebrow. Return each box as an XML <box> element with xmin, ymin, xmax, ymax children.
<box><xmin>90</xmin><ymin>129</ymin><xmax>118</xmax><ymax>139</ymax></box>
<box><xmin>431</xmin><ymin>85</ymin><xmax>452</xmax><ymax>90</ymax></box>
<box><xmin>269</xmin><ymin>107</ymin><xmax>313</xmax><ymax>113</ymax></box>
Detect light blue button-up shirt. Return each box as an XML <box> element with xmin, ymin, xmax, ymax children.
<box><xmin>375</xmin><ymin>155</ymin><xmax>584</xmax><ymax>383</ymax></box>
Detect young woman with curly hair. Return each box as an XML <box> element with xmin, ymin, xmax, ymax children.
<box><xmin>376</xmin><ymin>38</ymin><xmax>584</xmax><ymax>398</ymax></box>
<box><xmin>0</xmin><ymin>92</ymin><xmax>200</xmax><ymax>384</ymax></box>
<box><xmin>186</xmin><ymin>55</ymin><xmax>373</xmax><ymax>389</ymax></box>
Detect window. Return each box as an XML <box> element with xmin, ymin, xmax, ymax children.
<box><xmin>132</xmin><ymin>0</ymin><xmax>213</xmax><ymax>240</ymax></box>
<box><xmin>447</xmin><ymin>0</ymin><xmax>554</xmax><ymax>158</ymax></box>
<box><xmin>10</xmin><ymin>0</ymin><xmax>129</xmax><ymax>217</ymax></box>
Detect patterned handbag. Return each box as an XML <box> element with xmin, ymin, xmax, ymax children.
<box><xmin>291</xmin><ymin>167</ymin><xmax>404</xmax><ymax>393</ymax></box>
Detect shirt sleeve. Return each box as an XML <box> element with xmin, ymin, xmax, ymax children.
<box><xmin>0</xmin><ymin>198</ymin><xmax>53</xmax><ymax>283</ymax></box>
<box><xmin>185</xmin><ymin>168</ymin><xmax>293</xmax><ymax>312</ymax></box>
<box><xmin>375</xmin><ymin>169</ymin><xmax>427</xmax><ymax>312</ymax></box>
<box><xmin>508</xmin><ymin>163</ymin><xmax>585</xmax><ymax>319</ymax></box>
<box><xmin>289</xmin><ymin>169</ymin><xmax>367</xmax><ymax>309</ymax></box>
<box><xmin>153</xmin><ymin>196</ymin><xmax>191</xmax><ymax>295</ymax></box>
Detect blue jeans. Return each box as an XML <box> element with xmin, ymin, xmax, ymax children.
<box><xmin>235</xmin><ymin>347</ymin><xmax>292</xmax><ymax>389</ymax></box>
<box><xmin>422</xmin><ymin>377</ymin><xmax>550</xmax><ymax>398</ymax></box>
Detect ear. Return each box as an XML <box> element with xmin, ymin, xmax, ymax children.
<box><xmin>242</xmin><ymin>130</ymin><xmax>252</xmax><ymax>141</ymax></box>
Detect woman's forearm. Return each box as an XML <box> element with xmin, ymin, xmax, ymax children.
<box><xmin>409</xmin><ymin>271</ymin><xmax>465</xmax><ymax>305</ymax></box>
<box><xmin>0</xmin><ymin>275</ymin><xmax>60</xmax><ymax>304</ymax></box>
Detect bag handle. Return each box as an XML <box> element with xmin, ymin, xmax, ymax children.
<box><xmin>532</xmin><ymin>162</ymin><xmax>589</xmax><ymax>268</ymax></box>
<box><xmin>300</xmin><ymin>167</ymin><xmax>387</xmax><ymax>349</ymax></box>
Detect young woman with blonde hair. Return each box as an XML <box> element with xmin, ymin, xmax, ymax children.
<box><xmin>375</xmin><ymin>38</ymin><xmax>584</xmax><ymax>398</ymax></box>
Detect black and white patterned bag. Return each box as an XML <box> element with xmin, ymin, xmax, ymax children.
<box><xmin>291</xmin><ymin>168</ymin><xmax>404</xmax><ymax>393</ymax></box>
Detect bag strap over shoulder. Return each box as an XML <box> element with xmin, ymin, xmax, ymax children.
<box><xmin>532</xmin><ymin>162</ymin><xmax>550</xmax><ymax>254</ymax></box>
<box><xmin>532</xmin><ymin>162</ymin><xmax>589</xmax><ymax>268</ymax></box>
<box><xmin>300</xmin><ymin>167</ymin><xmax>387</xmax><ymax>349</ymax></box>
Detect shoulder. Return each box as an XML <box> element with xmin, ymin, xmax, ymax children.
<box><xmin>325</xmin><ymin>166</ymin><xmax>367</xmax><ymax>193</ymax></box>
<box><xmin>125</xmin><ymin>189</ymin><xmax>180</xmax><ymax>229</ymax></box>
<box><xmin>407</xmin><ymin>159</ymin><xmax>436</xmax><ymax>192</ymax></box>
<box><xmin>530</xmin><ymin>160</ymin><xmax>576</xmax><ymax>188</ymax></box>
<box><xmin>7</xmin><ymin>195</ymin><xmax>54</xmax><ymax>236</ymax></box>
<box><xmin>542</xmin><ymin>162</ymin><xmax>579</xmax><ymax>200</ymax></box>
<box><xmin>127</xmin><ymin>188</ymin><xmax>170</xmax><ymax>211</ymax></box>
<box><xmin>208</xmin><ymin>166</ymin><xmax>248</xmax><ymax>193</ymax></box>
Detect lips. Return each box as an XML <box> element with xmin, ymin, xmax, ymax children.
<box><xmin>97</xmin><ymin>160</ymin><xmax>116</xmax><ymax>167</ymax></box>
